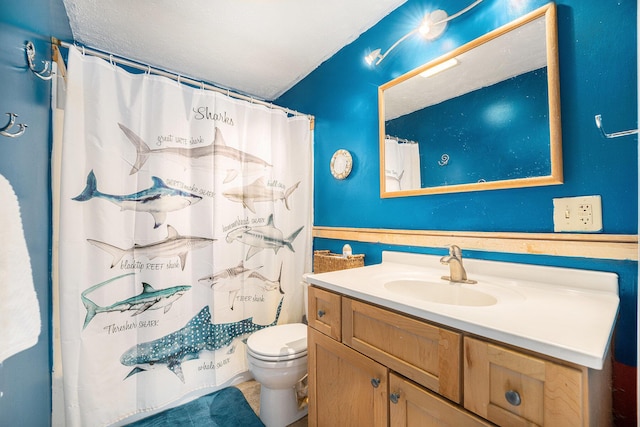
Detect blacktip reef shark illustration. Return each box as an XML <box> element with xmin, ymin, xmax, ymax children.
<box><xmin>119</xmin><ymin>124</ymin><xmax>272</xmax><ymax>183</ymax></box>
<box><xmin>72</xmin><ymin>170</ymin><xmax>202</xmax><ymax>228</ymax></box>
<box><xmin>120</xmin><ymin>297</ymin><xmax>284</xmax><ymax>382</ymax></box>
<box><xmin>222</xmin><ymin>177</ymin><xmax>301</xmax><ymax>213</ymax></box>
<box><xmin>80</xmin><ymin>273</ymin><xmax>191</xmax><ymax>330</ymax></box>
<box><xmin>87</xmin><ymin>224</ymin><xmax>215</xmax><ymax>271</ymax></box>
<box><xmin>225</xmin><ymin>214</ymin><xmax>304</xmax><ymax>260</ymax></box>
<box><xmin>198</xmin><ymin>261</ymin><xmax>263</xmax><ymax>310</ymax></box>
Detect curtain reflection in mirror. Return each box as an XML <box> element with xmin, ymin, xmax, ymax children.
<box><xmin>384</xmin><ymin>136</ymin><xmax>421</xmax><ymax>191</ymax></box>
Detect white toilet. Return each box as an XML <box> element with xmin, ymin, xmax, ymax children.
<box><xmin>246</xmin><ymin>280</ymin><xmax>309</xmax><ymax>427</ymax></box>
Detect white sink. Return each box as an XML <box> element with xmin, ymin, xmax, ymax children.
<box><xmin>306</xmin><ymin>250</ymin><xmax>620</xmax><ymax>370</ymax></box>
<box><xmin>384</xmin><ymin>279</ymin><xmax>497</xmax><ymax>306</ymax></box>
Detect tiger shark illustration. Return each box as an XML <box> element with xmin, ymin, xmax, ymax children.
<box><xmin>119</xmin><ymin>124</ymin><xmax>272</xmax><ymax>182</ymax></box>
<box><xmin>198</xmin><ymin>261</ymin><xmax>262</xmax><ymax>310</ymax></box>
<box><xmin>72</xmin><ymin>170</ymin><xmax>202</xmax><ymax>228</ymax></box>
<box><xmin>225</xmin><ymin>214</ymin><xmax>303</xmax><ymax>260</ymax></box>
<box><xmin>222</xmin><ymin>177</ymin><xmax>301</xmax><ymax>213</ymax></box>
<box><xmin>80</xmin><ymin>273</ymin><xmax>191</xmax><ymax>329</ymax></box>
<box><xmin>248</xmin><ymin>263</ymin><xmax>285</xmax><ymax>295</ymax></box>
<box><xmin>87</xmin><ymin>224</ymin><xmax>215</xmax><ymax>271</ymax></box>
<box><xmin>120</xmin><ymin>297</ymin><xmax>284</xmax><ymax>382</ymax></box>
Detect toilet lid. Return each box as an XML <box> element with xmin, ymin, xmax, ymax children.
<box><xmin>247</xmin><ymin>323</ymin><xmax>307</xmax><ymax>360</ymax></box>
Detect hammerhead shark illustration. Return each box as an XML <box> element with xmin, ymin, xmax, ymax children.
<box><xmin>80</xmin><ymin>273</ymin><xmax>191</xmax><ymax>329</ymax></box>
<box><xmin>120</xmin><ymin>297</ymin><xmax>284</xmax><ymax>382</ymax></box>
<box><xmin>72</xmin><ymin>170</ymin><xmax>202</xmax><ymax>228</ymax></box>
<box><xmin>225</xmin><ymin>214</ymin><xmax>303</xmax><ymax>260</ymax></box>
<box><xmin>222</xmin><ymin>177</ymin><xmax>301</xmax><ymax>213</ymax></box>
<box><xmin>198</xmin><ymin>261</ymin><xmax>262</xmax><ymax>310</ymax></box>
<box><xmin>119</xmin><ymin>124</ymin><xmax>272</xmax><ymax>182</ymax></box>
<box><xmin>87</xmin><ymin>224</ymin><xmax>215</xmax><ymax>270</ymax></box>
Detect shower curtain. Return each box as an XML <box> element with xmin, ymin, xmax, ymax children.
<box><xmin>384</xmin><ymin>138</ymin><xmax>421</xmax><ymax>191</ymax></box>
<box><xmin>56</xmin><ymin>47</ymin><xmax>312</xmax><ymax>426</ymax></box>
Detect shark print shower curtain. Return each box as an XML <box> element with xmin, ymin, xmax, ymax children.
<box><xmin>57</xmin><ymin>47</ymin><xmax>312</xmax><ymax>426</ymax></box>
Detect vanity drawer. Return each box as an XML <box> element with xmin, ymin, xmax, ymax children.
<box><xmin>342</xmin><ymin>297</ymin><xmax>462</xmax><ymax>403</ymax></box>
<box><xmin>464</xmin><ymin>336</ymin><xmax>586</xmax><ymax>427</ymax></box>
<box><xmin>389</xmin><ymin>373</ymin><xmax>492</xmax><ymax>427</ymax></box>
<box><xmin>308</xmin><ymin>286</ymin><xmax>342</xmax><ymax>341</ymax></box>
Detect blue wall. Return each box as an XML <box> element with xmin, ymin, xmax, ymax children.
<box><xmin>277</xmin><ymin>0</ymin><xmax>638</xmax><ymax>367</ymax></box>
<box><xmin>0</xmin><ymin>0</ymin><xmax>72</xmax><ymax>425</ymax></box>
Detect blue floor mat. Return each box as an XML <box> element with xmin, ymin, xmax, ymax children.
<box><xmin>125</xmin><ymin>386</ymin><xmax>265</xmax><ymax>427</ymax></box>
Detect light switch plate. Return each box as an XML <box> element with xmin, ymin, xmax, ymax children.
<box><xmin>553</xmin><ymin>195</ymin><xmax>603</xmax><ymax>232</ymax></box>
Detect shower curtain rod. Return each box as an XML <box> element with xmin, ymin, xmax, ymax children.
<box><xmin>53</xmin><ymin>38</ymin><xmax>314</xmax><ymax>123</ymax></box>
<box><xmin>386</xmin><ymin>135</ymin><xmax>417</xmax><ymax>144</ymax></box>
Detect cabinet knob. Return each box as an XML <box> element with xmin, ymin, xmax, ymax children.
<box><xmin>505</xmin><ymin>390</ymin><xmax>522</xmax><ymax>406</ymax></box>
<box><xmin>389</xmin><ymin>393</ymin><xmax>400</xmax><ymax>404</ymax></box>
<box><xmin>317</xmin><ymin>310</ymin><xmax>325</xmax><ymax>318</ymax></box>
<box><xmin>370</xmin><ymin>378</ymin><xmax>380</xmax><ymax>388</ymax></box>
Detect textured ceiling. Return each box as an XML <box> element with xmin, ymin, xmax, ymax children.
<box><xmin>62</xmin><ymin>0</ymin><xmax>407</xmax><ymax>100</ymax></box>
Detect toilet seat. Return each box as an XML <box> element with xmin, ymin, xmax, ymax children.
<box><xmin>247</xmin><ymin>323</ymin><xmax>307</xmax><ymax>362</ymax></box>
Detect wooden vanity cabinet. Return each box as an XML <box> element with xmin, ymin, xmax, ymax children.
<box><xmin>464</xmin><ymin>336</ymin><xmax>612</xmax><ymax>427</ymax></box>
<box><xmin>307</xmin><ymin>286</ymin><xmax>612</xmax><ymax>426</ymax></box>
<box><xmin>308</xmin><ymin>328</ymin><xmax>389</xmax><ymax>427</ymax></box>
<box><xmin>389</xmin><ymin>373</ymin><xmax>493</xmax><ymax>427</ymax></box>
<box><xmin>342</xmin><ymin>297</ymin><xmax>462</xmax><ymax>403</ymax></box>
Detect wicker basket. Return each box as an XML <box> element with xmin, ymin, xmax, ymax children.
<box><xmin>313</xmin><ymin>250</ymin><xmax>364</xmax><ymax>273</ymax></box>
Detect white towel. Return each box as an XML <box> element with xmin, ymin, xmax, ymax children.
<box><xmin>0</xmin><ymin>173</ymin><xmax>41</xmax><ymax>363</ymax></box>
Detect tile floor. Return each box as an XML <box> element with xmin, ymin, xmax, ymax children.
<box><xmin>237</xmin><ymin>380</ymin><xmax>308</xmax><ymax>427</ymax></box>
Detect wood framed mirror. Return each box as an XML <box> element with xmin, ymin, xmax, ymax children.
<box><xmin>379</xmin><ymin>3</ymin><xmax>562</xmax><ymax>197</ymax></box>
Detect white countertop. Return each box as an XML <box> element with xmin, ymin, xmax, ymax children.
<box><xmin>306</xmin><ymin>251</ymin><xmax>619</xmax><ymax>370</ymax></box>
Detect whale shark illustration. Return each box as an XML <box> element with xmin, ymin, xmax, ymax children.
<box><xmin>198</xmin><ymin>261</ymin><xmax>262</xmax><ymax>310</ymax></box>
<box><xmin>72</xmin><ymin>170</ymin><xmax>202</xmax><ymax>228</ymax></box>
<box><xmin>87</xmin><ymin>224</ymin><xmax>215</xmax><ymax>271</ymax></box>
<box><xmin>119</xmin><ymin>124</ymin><xmax>271</xmax><ymax>182</ymax></box>
<box><xmin>120</xmin><ymin>297</ymin><xmax>284</xmax><ymax>382</ymax></box>
<box><xmin>225</xmin><ymin>214</ymin><xmax>303</xmax><ymax>260</ymax></box>
<box><xmin>80</xmin><ymin>273</ymin><xmax>191</xmax><ymax>329</ymax></box>
<box><xmin>222</xmin><ymin>177</ymin><xmax>301</xmax><ymax>213</ymax></box>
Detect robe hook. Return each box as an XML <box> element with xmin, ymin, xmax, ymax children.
<box><xmin>26</xmin><ymin>41</ymin><xmax>54</xmax><ymax>81</ymax></box>
<box><xmin>594</xmin><ymin>114</ymin><xmax>638</xmax><ymax>139</ymax></box>
<box><xmin>0</xmin><ymin>113</ymin><xmax>27</xmax><ymax>138</ymax></box>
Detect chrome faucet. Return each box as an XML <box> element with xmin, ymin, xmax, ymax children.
<box><xmin>440</xmin><ymin>245</ymin><xmax>477</xmax><ymax>284</ymax></box>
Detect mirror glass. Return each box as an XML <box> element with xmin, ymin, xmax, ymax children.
<box><xmin>379</xmin><ymin>4</ymin><xmax>562</xmax><ymax>197</ymax></box>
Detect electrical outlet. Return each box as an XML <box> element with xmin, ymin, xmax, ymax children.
<box><xmin>553</xmin><ymin>195</ymin><xmax>603</xmax><ymax>232</ymax></box>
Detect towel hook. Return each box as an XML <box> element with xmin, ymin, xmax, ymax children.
<box><xmin>0</xmin><ymin>113</ymin><xmax>27</xmax><ymax>138</ymax></box>
<box><xmin>25</xmin><ymin>41</ymin><xmax>53</xmax><ymax>80</ymax></box>
<box><xmin>595</xmin><ymin>114</ymin><xmax>638</xmax><ymax>139</ymax></box>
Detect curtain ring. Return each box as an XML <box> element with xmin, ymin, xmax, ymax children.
<box><xmin>109</xmin><ymin>54</ymin><xmax>115</xmax><ymax>67</ymax></box>
<box><xmin>177</xmin><ymin>75</ymin><xmax>182</xmax><ymax>84</ymax></box>
<box><xmin>146</xmin><ymin>65</ymin><xmax>151</xmax><ymax>75</ymax></box>
<box><xmin>200</xmin><ymin>81</ymin><xmax>205</xmax><ymax>90</ymax></box>
<box><xmin>81</xmin><ymin>45</ymin><xmax>86</xmax><ymax>56</ymax></box>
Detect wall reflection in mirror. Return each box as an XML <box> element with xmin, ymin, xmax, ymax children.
<box><xmin>379</xmin><ymin>3</ymin><xmax>562</xmax><ymax>197</ymax></box>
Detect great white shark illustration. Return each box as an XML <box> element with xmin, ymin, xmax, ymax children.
<box><xmin>87</xmin><ymin>224</ymin><xmax>215</xmax><ymax>271</ymax></box>
<box><xmin>222</xmin><ymin>177</ymin><xmax>301</xmax><ymax>213</ymax></box>
<box><xmin>119</xmin><ymin>124</ymin><xmax>272</xmax><ymax>182</ymax></box>
<box><xmin>80</xmin><ymin>273</ymin><xmax>191</xmax><ymax>329</ymax></box>
<box><xmin>72</xmin><ymin>170</ymin><xmax>202</xmax><ymax>228</ymax></box>
<box><xmin>120</xmin><ymin>297</ymin><xmax>284</xmax><ymax>382</ymax></box>
<box><xmin>225</xmin><ymin>214</ymin><xmax>303</xmax><ymax>260</ymax></box>
<box><xmin>198</xmin><ymin>261</ymin><xmax>262</xmax><ymax>310</ymax></box>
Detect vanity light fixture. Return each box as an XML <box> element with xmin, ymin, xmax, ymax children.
<box><xmin>365</xmin><ymin>0</ymin><xmax>484</xmax><ymax>66</ymax></box>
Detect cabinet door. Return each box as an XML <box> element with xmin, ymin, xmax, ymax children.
<box><xmin>308</xmin><ymin>286</ymin><xmax>342</xmax><ymax>340</ymax></box>
<box><xmin>308</xmin><ymin>328</ymin><xmax>388</xmax><ymax>427</ymax></box>
<box><xmin>342</xmin><ymin>297</ymin><xmax>462</xmax><ymax>403</ymax></box>
<box><xmin>464</xmin><ymin>336</ymin><xmax>586</xmax><ymax>427</ymax></box>
<box><xmin>389</xmin><ymin>373</ymin><xmax>493</xmax><ymax>427</ymax></box>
